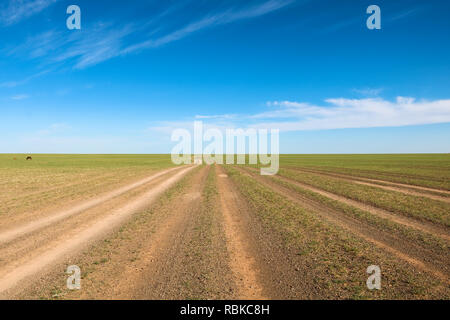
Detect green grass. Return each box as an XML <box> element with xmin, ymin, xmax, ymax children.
<box><xmin>278</xmin><ymin>154</ymin><xmax>450</xmax><ymax>190</ymax></box>
<box><xmin>0</xmin><ymin>154</ymin><xmax>175</xmax><ymax>170</ymax></box>
<box><xmin>224</xmin><ymin>166</ymin><xmax>449</xmax><ymax>299</ymax></box>
<box><xmin>0</xmin><ymin>154</ymin><xmax>177</xmax><ymax>218</ymax></box>
<box><xmin>261</xmin><ymin>172</ymin><xmax>448</xmax><ymax>253</ymax></box>
<box><xmin>200</xmin><ymin>154</ymin><xmax>450</xmax><ymax>189</ymax></box>
<box><xmin>244</xmin><ymin>153</ymin><xmax>449</xmax><ymax>226</ymax></box>
<box><xmin>278</xmin><ymin>168</ymin><xmax>450</xmax><ymax>227</ymax></box>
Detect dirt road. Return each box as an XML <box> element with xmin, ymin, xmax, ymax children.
<box><xmin>1</xmin><ymin>164</ymin><xmax>448</xmax><ymax>299</ymax></box>
<box><xmin>0</xmin><ymin>166</ymin><xmax>194</xmax><ymax>298</ymax></box>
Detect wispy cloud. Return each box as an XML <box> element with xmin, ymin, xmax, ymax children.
<box><xmin>10</xmin><ymin>93</ymin><xmax>29</xmax><ymax>100</ymax></box>
<box><xmin>253</xmin><ymin>97</ymin><xmax>450</xmax><ymax>131</ymax></box>
<box><xmin>319</xmin><ymin>16</ymin><xmax>360</xmax><ymax>34</ymax></box>
<box><xmin>3</xmin><ymin>0</ymin><xmax>293</xmax><ymax>71</ymax></box>
<box><xmin>54</xmin><ymin>23</ymin><xmax>139</xmax><ymax>69</ymax></box>
<box><xmin>195</xmin><ymin>114</ymin><xmax>237</xmax><ymax>120</ymax></box>
<box><xmin>151</xmin><ymin>96</ymin><xmax>450</xmax><ymax>133</ymax></box>
<box><xmin>0</xmin><ymin>69</ymin><xmax>51</xmax><ymax>88</ymax></box>
<box><xmin>0</xmin><ymin>0</ymin><xmax>59</xmax><ymax>26</ymax></box>
<box><xmin>389</xmin><ymin>7</ymin><xmax>422</xmax><ymax>22</ymax></box>
<box><xmin>3</xmin><ymin>22</ymin><xmax>140</xmax><ymax>69</ymax></box>
<box><xmin>122</xmin><ymin>0</ymin><xmax>292</xmax><ymax>55</ymax></box>
<box><xmin>36</xmin><ymin>122</ymin><xmax>71</xmax><ymax>135</ymax></box>
<box><xmin>6</xmin><ymin>29</ymin><xmax>63</xmax><ymax>58</ymax></box>
<box><xmin>146</xmin><ymin>120</ymin><xmax>239</xmax><ymax>136</ymax></box>
<box><xmin>352</xmin><ymin>88</ymin><xmax>383</xmax><ymax>97</ymax></box>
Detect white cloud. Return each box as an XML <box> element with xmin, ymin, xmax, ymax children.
<box><xmin>0</xmin><ymin>69</ymin><xmax>51</xmax><ymax>88</ymax></box>
<box><xmin>11</xmin><ymin>94</ymin><xmax>29</xmax><ymax>100</ymax></box>
<box><xmin>195</xmin><ymin>114</ymin><xmax>237</xmax><ymax>120</ymax></box>
<box><xmin>6</xmin><ymin>23</ymin><xmax>139</xmax><ymax>69</ymax></box>
<box><xmin>0</xmin><ymin>0</ymin><xmax>59</xmax><ymax>26</ymax></box>
<box><xmin>253</xmin><ymin>97</ymin><xmax>450</xmax><ymax>131</ymax></box>
<box><xmin>154</xmin><ymin>97</ymin><xmax>450</xmax><ymax>133</ymax></box>
<box><xmin>121</xmin><ymin>0</ymin><xmax>292</xmax><ymax>54</ymax></box>
<box><xmin>146</xmin><ymin>119</ymin><xmax>240</xmax><ymax>136</ymax></box>
<box><xmin>61</xmin><ymin>23</ymin><xmax>138</xmax><ymax>69</ymax></box>
<box><xmin>352</xmin><ymin>88</ymin><xmax>383</xmax><ymax>96</ymax></box>
<box><xmin>36</xmin><ymin>123</ymin><xmax>71</xmax><ymax>135</ymax></box>
<box><xmin>389</xmin><ymin>7</ymin><xmax>422</xmax><ymax>22</ymax></box>
<box><xmin>3</xmin><ymin>0</ymin><xmax>293</xmax><ymax>70</ymax></box>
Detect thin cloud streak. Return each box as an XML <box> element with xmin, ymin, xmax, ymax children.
<box><xmin>352</xmin><ymin>88</ymin><xmax>383</xmax><ymax>97</ymax></box>
<box><xmin>389</xmin><ymin>7</ymin><xmax>422</xmax><ymax>22</ymax></box>
<box><xmin>10</xmin><ymin>94</ymin><xmax>29</xmax><ymax>100</ymax></box>
<box><xmin>121</xmin><ymin>0</ymin><xmax>293</xmax><ymax>55</ymax></box>
<box><xmin>253</xmin><ymin>97</ymin><xmax>450</xmax><ymax>131</ymax></box>
<box><xmin>3</xmin><ymin>0</ymin><xmax>293</xmax><ymax>70</ymax></box>
<box><xmin>0</xmin><ymin>69</ymin><xmax>51</xmax><ymax>88</ymax></box>
<box><xmin>162</xmin><ymin>97</ymin><xmax>450</xmax><ymax>133</ymax></box>
<box><xmin>0</xmin><ymin>0</ymin><xmax>59</xmax><ymax>26</ymax></box>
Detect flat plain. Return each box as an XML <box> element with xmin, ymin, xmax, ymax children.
<box><xmin>0</xmin><ymin>154</ymin><xmax>448</xmax><ymax>299</ymax></box>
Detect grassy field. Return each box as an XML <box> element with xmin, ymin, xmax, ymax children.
<box><xmin>279</xmin><ymin>154</ymin><xmax>450</xmax><ymax>190</ymax></box>
<box><xmin>277</xmin><ymin>168</ymin><xmax>449</xmax><ymax>226</ymax></box>
<box><xmin>0</xmin><ymin>153</ymin><xmax>448</xmax><ymax>299</ymax></box>
<box><xmin>225</xmin><ymin>165</ymin><xmax>449</xmax><ymax>299</ymax></box>
<box><xmin>236</xmin><ymin>153</ymin><xmax>450</xmax><ymax>298</ymax></box>
<box><xmin>0</xmin><ymin>154</ymin><xmax>175</xmax><ymax>221</ymax></box>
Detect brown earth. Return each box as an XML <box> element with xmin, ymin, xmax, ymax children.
<box><xmin>1</xmin><ymin>164</ymin><xmax>448</xmax><ymax>300</ymax></box>
<box><xmin>0</xmin><ymin>166</ymin><xmax>194</xmax><ymax>298</ymax></box>
<box><xmin>236</xmin><ymin>166</ymin><xmax>449</xmax><ymax>285</ymax></box>
<box><xmin>287</xmin><ymin>167</ymin><xmax>450</xmax><ymax>201</ymax></box>
<box><xmin>247</xmin><ymin>167</ymin><xmax>450</xmax><ymax>241</ymax></box>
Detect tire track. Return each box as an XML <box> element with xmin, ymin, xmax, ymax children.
<box><xmin>246</xmin><ymin>167</ymin><xmax>449</xmax><ymax>241</ymax></box>
<box><xmin>0</xmin><ymin>168</ymin><xmax>179</xmax><ymax>270</ymax></box>
<box><xmin>107</xmin><ymin>166</ymin><xmax>212</xmax><ymax>299</ymax></box>
<box><xmin>89</xmin><ymin>165</ymin><xmax>236</xmax><ymax>300</ymax></box>
<box><xmin>236</xmin><ymin>166</ymin><xmax>450</xmax><ymax>285</ymax></box>
<box><xmin>216</xmin><ymin>166</ymin><xmax>266</xmax><ymax>300</ymax></box>
<box><xmin>0</xmin><ymin>166</ymin><xmax>184</xmax><ymax>244</ymax></box>
<box><xmin>0</xmin><ymin>165</ymin><xmax>195</xmax><ymax>297</ymax></box>
<box><xmin>286</xmin><ymin>167</ymin><xmax>450</xmax><ymax>201</ymax></box>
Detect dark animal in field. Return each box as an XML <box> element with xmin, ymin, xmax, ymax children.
<box><xmin>13</xmin><ymin>158</ymin><xmax>17</xmax><ymax>160</ymax></box>
<box><xmin>26</xmin><ymin>156</ymin><xmax>32</xmax><ymax>160</ymax></box>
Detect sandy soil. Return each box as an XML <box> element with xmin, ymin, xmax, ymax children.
<box><xmin>287</xmin><ymin>167</ymin><xmax>450</xmax><ymax>201</ymax></box>
<box><xmin>0</xmin><ymin>166</ymin><xmax>194</xmax><ymax>298</ymax></box>
<box><xmin>237</xmin><ymin>166</ymin><xmax>449</xmax><ymax>285</ymax></box>
<box><xmin>1</xmin><ymin>163</ymin><xmax>448</xmax><ymax>300</ymax></box>
<box><xmin>0</xmin><ymin>166</ymin><xmax>183</xmax><ymax>243</ymax></box>
<box><xmin>247</xmin><ymin>167</ymin><xmax>449</xmax><ymax>241</ymax></box>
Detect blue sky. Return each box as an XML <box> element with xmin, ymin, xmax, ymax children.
<box><xmin>0</xmin><ymin>0</ymin><xmax>449</xmax><ymax>153</ymax></box>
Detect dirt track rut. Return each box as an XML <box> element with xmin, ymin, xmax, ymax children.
<box><xmin>0</xmin><ymin>166</ymin><xmax>194</xmax><ymax>298</ymax></box>
<box><xmin>3</xmin><ymin>164</ymin><xmax>449</xmax><ymax>300</ymax></box>
<box><xmin>237</xmin><ymin>166</ymin><xmax>449</xmax><ymax>285</ymax></box>
<box><xmin>287</xmin><ymin>167</ymin><xmax>450</xmax><ymax>201</ymax></box>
